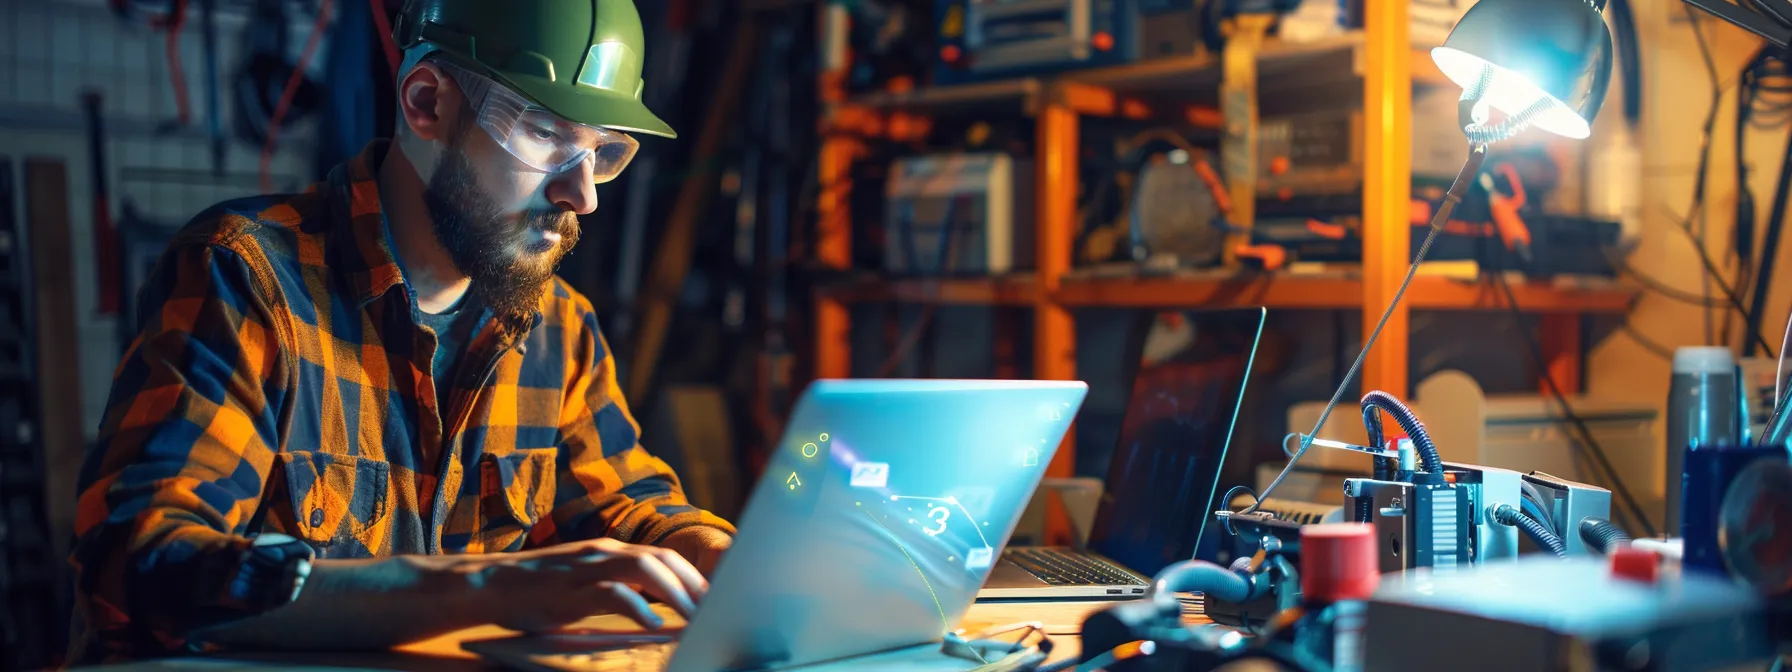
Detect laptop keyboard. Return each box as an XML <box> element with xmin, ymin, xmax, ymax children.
<box><xmin>1005</xmin><ymin>548</ymin><xmax>1150</xmax><ymax>587</ymax></box>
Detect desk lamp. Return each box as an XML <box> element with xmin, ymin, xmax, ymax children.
<box><xmin>1247</xmin><ymin>0</ymin><xmax>1616</xmax><ymax>511</ymax></box>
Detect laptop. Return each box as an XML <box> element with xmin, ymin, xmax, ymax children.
<box><xmin>466</xmin><ymin>378</ymin><xmax>1088</xmax><ymax>672</ymax></box>
<box><xmin>978</xmin><ymin>307</ymin><xmax>1267</xmax><ymax>600</ymax></box>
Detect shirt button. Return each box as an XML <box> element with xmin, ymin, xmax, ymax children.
<box><xmin>309</xmin><ymin>508</ymin><xmax>325</xmax><ymax>527</ymax></box>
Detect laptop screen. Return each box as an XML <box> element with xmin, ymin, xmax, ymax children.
<box><xmin>1084</xmin><ymin>308</ymin><xmax>1265</xmax><ymax>578</ymax></box>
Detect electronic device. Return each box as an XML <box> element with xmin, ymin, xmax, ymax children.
<box><xmin>883</xmin><ymin>153</ymin><xmax>1034</xmax><ymax>276</ymax></box>
<box><xmin>1256</xmin><ymin>110</ymin><xmax>1363</xmax><ymax>200</ymax></box>
<box><xmin>931</xmin><ymin>0</ymin><xmax>1203</xmax><ymax>86</ymax></box>
<box><xmin>1521</xmin><ymin>471</ymin><xmax>1618</xmax><ymax>557</ymax></box>
<box><xmin>980</xmin><ymin>307</ymin><xmax>1268</xmax><ymax>600</ymax></box>
<box><xmin>465</xmin><ymin>378</ymin><xmax>1088</xmax><ymax>672</ymax></box>
<box><xmin>840</xmin><ymin>0</ymin><xmax>936</xmax><ymax>95</ymax></box>
<box><xmin>1364</xmin><ymin>553</ymin><xmax>1775</xmax><ymax>671</ymax></box>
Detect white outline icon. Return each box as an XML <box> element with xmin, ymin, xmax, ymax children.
<box><xmin>801</xmin><ymin>442</ymin><xmax>819</xmax><ymax>458</ymax></box>
<box><xmin>850</xmin><ymin>462</ymin><xmax>890</xmax><ymax>488</ymax></box>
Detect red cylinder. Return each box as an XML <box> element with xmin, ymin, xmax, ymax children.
<box><xmin>1301</xmin><ymin>523</ymin><xmax>1380</xmax><ymax>603</ymax></box>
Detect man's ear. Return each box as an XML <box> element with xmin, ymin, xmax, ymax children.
<box><xmin>398</xmin><ymin>62</ymin><xmax>458</xmax><ymax>142</ymax></box>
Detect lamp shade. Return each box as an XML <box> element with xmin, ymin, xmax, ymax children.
<box><xmin>1430</xmin><ymin>0</ymin><xmax>1613</xmax><ymax>140</ymax></box>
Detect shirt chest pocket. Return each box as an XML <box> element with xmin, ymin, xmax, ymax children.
<box><xmin>475</xmin><ymin>448</ymin><xmax>559</xmax><ymax>552</ymax></box>
<box><xmin>277</xmin><ymin>451</ymin><xmax>391</xmax><ymax>557</ymax></box>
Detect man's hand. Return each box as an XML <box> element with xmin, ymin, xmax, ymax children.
<box><xmin>661</xmin><ymin>526</ymin><xmax>734</xmax><ymax>576</ymax></box>
<box><xmin>460</xmin><ymin>538</ymin><xmax>710</xmax><ymax>633</ymax></box>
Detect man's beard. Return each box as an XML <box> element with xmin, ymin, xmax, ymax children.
<box><xmin>421</xmin><ymin>135</ymin><xmax>581</xmax><ymax>331</ymax></box>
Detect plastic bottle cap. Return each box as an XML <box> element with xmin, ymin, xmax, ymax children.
<box><xmin>1301</xmin><ymin>523</ymin><xmax>1380</xmax><ymax>602</ymax></box>
<box><xmin>1674</xmin><ymin>346</ymin><xmax>1735</xmax><ymax>374</ymax></box>
<box><xmin>1609</xmin><ymin>546</ymin><xmax>1660</xmax><ymax>584</ymax></box>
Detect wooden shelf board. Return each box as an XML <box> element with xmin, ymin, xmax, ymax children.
<box><xmin>816</xmin><ymin>276</ymin><xmax>1039</xmax><ymax>306</ymax></box>
<box><xmin>817</xmin><ymin>273</ymin><xmax>1637</xmax><ymax>313</ymax></box>
<box><xmin>847</xmin><ymin>78</ymin><xmax>1044</xmax><ymax>113</ymax></box>
<box><xmin>1064</xmin><ymin>33</ymin><xmax>1453</xmax><ymax>97</ymax></box>
<box><xmin>1057</xmin><ymin>273</ymin><xmax>1636</xmax><ymax>312</ymax></box>
<box><xmin>844</xmin><ymin>32</ymin><xmax>1451</xmax><ymax>114</ymax></box>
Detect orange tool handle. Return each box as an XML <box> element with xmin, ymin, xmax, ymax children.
<box><xmin>1235</xmin><ymin>244</ymin><xmax>1287</xmax><ymax>271</ymax></box>
<box><xmin>1193</xmin><ymin>159</ymin><xmax>1234</xmax><ymax>213</ymax></box>
<box><xmin>1488</xmin><ymin>163</ymin><xmax>1531</xmax><ymax>252</ymax></box>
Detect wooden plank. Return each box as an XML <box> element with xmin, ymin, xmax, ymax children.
<box><xmin>25</xmin><ymin>157</ymin><xmax>84</xmax><ymax>582</ymax></box>
<box><xmin>1360</xmin><ymin>0</ymin><xmax>1414</xmax><ymax>400</ymax></box>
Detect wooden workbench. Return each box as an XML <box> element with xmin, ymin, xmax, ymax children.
<box><xmin>137</xmin><ymin>599</ymin><xmax>1208</xmax><ymax>670</ymax></box>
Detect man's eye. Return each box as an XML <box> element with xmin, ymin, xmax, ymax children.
<box><xmin>527</xmin><ymin>126</ymin><xmax>558</xmax><ymax>142</ymax></box>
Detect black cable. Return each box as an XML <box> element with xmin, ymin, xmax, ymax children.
<box><xmin>1660</xmin><ymin>203</ymin><xmax>1780</xmax><ymax>358</ymax></box>
<box><xmin>1741</xmin><ymin>61</ymin><xmax>1792</xmax><ymax>359</ymax></box>
<box><xmin>1495</xmin><ymin>504</ymin><xmax>1567</xmax><ymax>557</ymax></box>
<box><xmin>1618</xmin><ymin>323</ymin><xmax>1677</xmax><ymax>362</ymax></box>
<box><xmin>1578</xmin><ymin>517</ymin><xmax>1633</xmax><ymax>554</ymax></box>
<box><xmin>1606</xmin><ymin>250</ymin><xmax>1730</xmax><ymax>308</ymax></box>
<box><xmin>1686</xmin><ymin>7</ymin><xmax>1724</xmax><ymax>346</ymax></box>
<box><xmin>1493</xmin><ymin>274</ymin><xmax>1660</xmax><ymax>537</ymax></box>
<box><xmin>1360</xmin><ymin>391</ymin><xmax>1443</xmax><ymax>474</ymax></box>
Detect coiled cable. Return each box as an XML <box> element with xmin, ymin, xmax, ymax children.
<box><xmin>1361</xmin><ymin>391</ymin><xmax>1444</xmax><ymax>474</ymax></box>
<box><xmin>1578</xmin><ymin>517</ymin><xmax>1633</xmax><ymax>554</ymax></box>
<box><xmin>1494</xmin><ymin>504</ymin><xmax>1567</xmax><ymax>558</ymax></box>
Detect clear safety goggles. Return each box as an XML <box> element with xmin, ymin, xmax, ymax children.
<box><xmin>436</xmin><ymin>60</ymin><xmax>640</xmax><ymax>184</ymax></box>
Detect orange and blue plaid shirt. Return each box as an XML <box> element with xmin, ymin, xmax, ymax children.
<box><xmin>68</xmin><ymin>141</ymin><xmax>734</xmax><ymax>662</ymax></box>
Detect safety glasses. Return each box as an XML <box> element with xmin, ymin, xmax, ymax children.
<box><xmin>435</xmin><ymin>60</ymin><xmax>640</xmax><ymax>184</ymax></box>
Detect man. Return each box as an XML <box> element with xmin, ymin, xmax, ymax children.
<box><xmin>67</xmin><ymin>0</ymin><xmax>732</xmax><ymax>662</ymax></box>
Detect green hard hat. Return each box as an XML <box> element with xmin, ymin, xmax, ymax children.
<box><xmin>392</xmin><ymin>0</ymin><xmax>675</xmax><ymax>139</ymax></box>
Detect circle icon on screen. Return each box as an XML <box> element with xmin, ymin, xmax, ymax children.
<box><xmin>819</xmin><ymin>432</ymin><xmax>830</xmax><ymax>442</ymax></box>
<box><xmin>802</xmin><ymin>442</ymin><xmax>819</xmax><ymax>458</ymax></box>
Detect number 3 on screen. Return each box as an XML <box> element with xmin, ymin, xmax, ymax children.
<box><xmin>925</xmin><ymin>505</ymin><xmax>950</xmax><ymax>536</ymax></box>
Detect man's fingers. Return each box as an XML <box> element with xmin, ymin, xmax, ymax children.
<box><xmin>581</xmin><ymin>581</ymin><xmax>664</xmax><ymax>630</ymax></box>
<box><xmin>576</xmin><ymin>552</ymin><xmax>699</xmax><ymax>619</ymax></box>
<box><xmin>648</xmin><ymin>546</ymin><xmax>710</xmax><ymax>600</ymax></box>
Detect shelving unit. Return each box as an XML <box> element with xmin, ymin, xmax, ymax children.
<box><xmin>813</xmin><ymin>7</ymin><xmax>1639</xmax><ymax>489</ymax></box>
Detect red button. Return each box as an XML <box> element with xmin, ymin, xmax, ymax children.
<box><xmin>941</xmin><ymin>45</ymin><xmax>962</xmax><ymax>63</ymax></box>
<box><xmin>1302</xmin><ymin>523</ymin><xmax>1379</xmax><ymax>602</ymax></box>
<box><xmin>1092</xmin><ymin>32</ymin><xmax>1114</xmax><ymax>51</ymax></box>
<box><xmin>1609</xmin><ymin>546</ymin><xmax>1660</xmax><ymax>584</ymax></box>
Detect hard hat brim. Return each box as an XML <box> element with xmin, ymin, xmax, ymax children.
<box><xmin>500</xmin><ymin>72</ymin><xmax>677</xmax><ymax>140</ymax></box>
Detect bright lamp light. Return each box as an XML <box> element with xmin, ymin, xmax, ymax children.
<box><xmin>1430</xmin><ymin>0</ymin><xmax>1614</xmax><ymax>141</ymax></box>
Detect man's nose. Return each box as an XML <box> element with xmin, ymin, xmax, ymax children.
<box><xmin>546</xmin><ymin>158</ymin><xmax>599</xmax><ymax>215</ymax></box>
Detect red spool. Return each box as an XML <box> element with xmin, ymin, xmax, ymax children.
<box><xmin>1301</xmin><ymin>523</ymin><xmax>1380</xmax><ymax>603</ymax></box>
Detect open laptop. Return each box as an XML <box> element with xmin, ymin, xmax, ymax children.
<box><xmin>978</xmin><ymin>307</ymin><xmax>1267</xmax><ymax>600</ymax></box>
<box><xmin>466</xmin><ymin>378</ymin><xmax>1088</xmax><ymax>672</ymax></box>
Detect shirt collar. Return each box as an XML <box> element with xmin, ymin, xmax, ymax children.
<box><xmin>327</xmin><ymin>139</ymin><xmax>547</xmax><ymax>349</ymax></box>
<box><xmin>326</xmin><ymin>140</ymin><xmax>407</xmax><ymax>308</ymax></box>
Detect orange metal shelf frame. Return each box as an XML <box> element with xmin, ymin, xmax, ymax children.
<box><xmin>811</xmin><ymin>13</ymin><xmax>1615</xmax><ymax>515</ymax></box>
<box><xmin>816</xmin><ymin>274</ymin><xmax>1639</xmax><ymax>314</ymax></box>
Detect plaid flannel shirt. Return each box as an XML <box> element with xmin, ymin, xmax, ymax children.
<box><xmin>68</xmin><ymin>141</ymin><xmax>734</xmax><ymax>662</ymax></box>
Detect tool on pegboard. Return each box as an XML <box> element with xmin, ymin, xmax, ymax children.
<box><xmin>1208</xmin><ymin>0</ymin><xmax>1299</xmax><ymax>267</ymax></box>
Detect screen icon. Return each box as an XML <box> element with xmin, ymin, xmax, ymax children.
<box><xmin>850</xmin><ymin>462</ymin><xmax>890</xmax><ymax>488</ymax></box>
<box><xmin>786</xmin><ymin>473</ymin><xmax>802</xmax><ymax>490</ymax></box>
<box><xmin>1021</xmin><ymin>448</ymin><xmax>1039</xmax><ymax>467</ymax></box>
